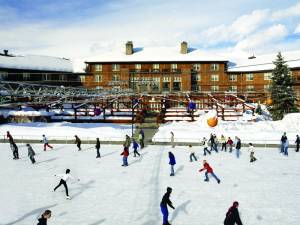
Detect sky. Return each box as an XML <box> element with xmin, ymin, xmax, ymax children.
<box><xmin>0</xmin><ymin>0</ymin><xmax>300</xmax><ymax>71</ymax></box>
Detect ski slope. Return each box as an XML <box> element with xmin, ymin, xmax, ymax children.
<box><xmin>0</xmin><ymin>143</ymin><xmax>299</xmax><ymax>225</ymax></box>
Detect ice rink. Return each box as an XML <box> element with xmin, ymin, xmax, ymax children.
<box><xmin>0</xmin><ymin>143</ymin><xmax>299</xmax><ymax>225</ymax></box>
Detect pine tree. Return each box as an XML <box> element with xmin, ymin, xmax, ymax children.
<box><xmin>269</xmin><ymin>52</ymin><xmax>298</xmax><ymax>120</ymax></box>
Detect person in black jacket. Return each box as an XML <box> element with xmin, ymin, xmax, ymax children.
<box><xmin>224</xmin><ymin>201</ymin><xmax>243</xmax><ymax>225</ymax></box>
<box><xmin>37</xmin><ymin>210</ymin><xmax>51</xmax><ymax>225</ymax></box>
<box><xmin>96</xmin><ymin>138</ymin><xmax>101</xmax><ymax>158</ymax></box>
<box><xmin>295</xmin><ymin>135</ymin><xmax>300</xmax><ymax>152</ymax></box>
<box><xmin>160</xmin><ymin>187</ymin><xmax>175</xmax><ymax>225</ymax></box>
<box><xmin>74</xmin><ymin>135</ymin><xmax>81</xmax><ymax>151</ymax></box>
<box><xmin>235</xmin><ymin>137</ymin><xmax>241</xmax><ymax>158</ymax></box>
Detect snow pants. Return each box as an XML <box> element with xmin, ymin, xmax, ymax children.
<box><xmin>203</xmin><ymin>147</ymin><xmax>211</xmax><ymax>155</ymax></box>
<box><xmin>284</xmin><ymin>146</ymin><xmax>288</xmax><ymax>156</ymax></box>
<box><xmin>236</xmin><ymin>148</ymin><xmax>240</xmax><ymax>158</ymax></box>
<box><xmin>54</xmin><ymin>179</ymin><xmax>69</xmax><ymax>196</ymax></box>
<box><xmin>139</xmin><ymin>139</ymin><xmax>144</xmax><ymax>149</ymax></box>
<box><xmin>205</xmin><ymin>171</ymin><xmax>220</xmax><ymax>183</ymax></box>
<box><xmin>221</xmin><ymin>143</ymin><xmax>227</xmax><ymax>151</ymax></box>
<box><xmin>44</xmin><ymin>143</ymin><xmax>53</xmax><ymax>151</ymax></box>
<box><xmin>133</xmin><ymin>148</ymin><xmax>140</xmax><ymax>157</ymax></box>
<box><xmin>170</xmin><ymin>165</ymin><xmax>175</xmax><ymax>176</ymax></box>
<box><xmin>77</xmin><ymin>143</ymin><xmax>81</xmax><ymax>151</ymax></box>
<box><xmin>96</xmin><ymin>147</ymin><xmax>100</xmax><ymax>157</ymax></box>
<box><xmin>160</xmin><ymin>205</ymin><xmax>169</xmax><ymax>224</ymax></box>
<box><xmin>122</xmin><ymin>156</ymin><xmax>128</xmax><ymax>166</ymax></box>
<box><xmin>29</xmin><ymin>155</ymin><xmax>36</xmax><ymax>164</ymax></box>
<box><xmin>13</xmin><ymin>150</ymin><xmax>19</xmax><ymax>159</ymax></box>
<box><xmin>189</xmin><ymin>153</ymin><xmax>197</xmax><ymax>161</ymax></box>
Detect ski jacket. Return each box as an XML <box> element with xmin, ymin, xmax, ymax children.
<box><xmin>284</xmin><ymin>139</ymin><xmax>289</xmax><ymax>148</ymax></box>
<box><xmin>56</xmin><ymin>173</ymin><xmax>74</xmax><ymax>182</ymax></box>
<box><xmin>227</xmin><ymin>139</ymin><xmax>233</xmax><ymax>145</ymax></box>
<box><xmin>169</xmin><ymin>153</ymin><xmax>176</xmax><ymax>165</ymax></box>
<box><xmin>132</xmin><ymin>141</ymin><xmax>139</xmax><ymax>150</ymax></box>
<box><xmin>236</xmin><ymin>140</ymin><xmax>241</xmax><ymax>149</ymax></box>
<box><xmin>95</xmin><ymin>140</ymin><xmax>100</xmax><ymax>149</ymax></box>
<box><xmin>27</xmin><ymin>146</ymin><xmax>36</xmax><ymax>157</ymax></box>
<box><xmin>281</xmin><ymin>135</ymin><xmax>287</xmax><ymax>143</ymax></box>
<box><xmin>248</xmin><ymin>145</ymin><xmax>254</xmax><ymax>153</ymax></box>
<box><xmin>188</xmin><ymin>147</ymin><xmax>195</xmax><ymax>153</ymax></box>
<box><xmin>202</xmin><ymin>139</ymin><xmax>209</xmax><ymax>148</ymax></box>
<box><xmin>295</xmin><ymin>137</ymin><xmax>300</xmax><ymax>145</ymax></box>
<box><xmin>7</xmin><ymin>133</ymin><xmax>14</xmax><ymax>143</ymax></box>
<box><xmin>121</xmin><ymin>149</ymin><xmax>129</xmax><ymax>157</ymax></box>
<box><xmin>124</xmin><ymin>137</ymin><xmax>131</xmax><ymax>148</ymax></box>
<box><xmin>10</xmin><ymin>142</ymin><xmax>18</xmax><ymax>152</ymax></box>
<box><xmin>224</xmin><ymin>206</ymin><xmax>243</xmax><ymax>225</ymax></box>
<box><xmin>75</xmin><ymin>137</ymin><xmax>81</xmax><ymax>144</ymax></box>
<box><xmin>160</xmin><ymin>192</ymin><xmax>175</xmax><ymax>209</ymax></box>
<box><xmin>138</xmin><ymin>133</ymin><xmax>143</xmax><ymax>140</ymax></box>
<box><xmin>220</xmin><ymin>136</ymin><xmax>226</xmax><ymax>143</ymax></box>
<box><xmin>199</xmin><ymin>162</ymin><xmax>213</xmax><ymax>173</ymax></box>
<box><xmin>37</xmin><ymin>216</ymin><xmax>47</xmax><ymax>225</ymax></box>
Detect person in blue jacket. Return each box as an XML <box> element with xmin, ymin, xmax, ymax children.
<box><xmin>160</xmin><ymin>187</ymin><xmax>175</xmax><ymax>225</ymax></box>
<box><xmin>168</xmin><ymin>152</ymin><xmax>176</xmax><ymax>176</ymax></box>
<box><xmin>132</xmin><ymin>139</ymin><xmax>140</xmax><ymax>157</ymax></box>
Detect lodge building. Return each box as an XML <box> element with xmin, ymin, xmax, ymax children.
<box><xmin>84</xmin><ymin>41</ymin><xmax>300</xmax><ymax>100</ymax></box>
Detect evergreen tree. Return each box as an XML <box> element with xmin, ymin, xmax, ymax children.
<box><xmin>269</xmin><ymin>52</ymin><xmax>298</xmax><ymax>120</ymax></box>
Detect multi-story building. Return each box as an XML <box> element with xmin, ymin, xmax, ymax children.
<box><xmin>0</xmin><ymin>50</ymin><xmax>84</xmax><ymax>86</ymax></box>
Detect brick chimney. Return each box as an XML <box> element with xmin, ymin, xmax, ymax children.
<box><xmin>125</xmin><ymin>41</ymin><xmax>133</xmax><ymax>55</ymax></box>
<box><xmin>180</xmin><ymin>41</ymin><xmax>188</xmax><ymax>54</ymax></box>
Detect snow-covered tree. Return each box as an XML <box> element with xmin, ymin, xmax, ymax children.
<box><xmin>269</xmin><ymin>52</ymin><xmax>298</xmax><ymax>120</ymax></box>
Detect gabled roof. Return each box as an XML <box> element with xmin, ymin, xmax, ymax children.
<box><xmin>228</xmin><ymin>50</ymin><xmax>300</xmax><ymax>72</ymax></box>
<box><xmin>85</xmin><ymin>47</ymin><xmax>228</xmax><ymax>63</ymax></box>
<box><xmin>0</xmin><ymin>54</ymin><xmax>73</xmax><ymax>72</ymax></box>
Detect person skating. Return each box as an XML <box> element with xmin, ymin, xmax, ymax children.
<box><xmin>132</xmin><ymin>138</ymin><xmax>140</xmax><ymax>157</ymax></box>
<box><xmin>283</xmin><ymin>137</ymin><xmax>289</xmax><ymax>156</ymax></box>
<box><xmin>95</xmin><ymin>138</ymin><xmax>101</xmax><ymax>158</ymax></box>
<box><xmin>295</xmin><ymin>135</ymin><xmax>299</xmax><ymax>152</ymax></box>
<box><xmin>198</xmin><ymin>160</ymin><xmax>221</xmax><ymax>183</ymax></box>
<box><xmin>227</xmin><ymin>137</ymin><xmax>234</xmax><ymax>153</ymax></box>
<box><xmin>224</xmin><ymin>201</ymin><xmax>243</xmax><ymax>225</ymax></box>
<box><xmin>170</xmin><ymin>132</ymin><xmax>175</xmax><ymax>148</ymax></box>
<box><xmin>220</xmin><ymin>134</ymin><xmax>227</xmax><ymax>151</ymax></box>
<box><xmin>10</xmin><ymin>142</ymin><xmax>19</xmax><ymax>160</ymax></box>
<box><xmin>37</xmin><ymin>209</ymin><xmax>52</xmax><ymax>225</ymax></box>
<box><xmin>248</xmin><ymin>143</ymin><xmax>257</xmax><ymax>162</ymax></box>
<box><xmin>121</xmin><ymin>144</ymin><xmax>129</xmax><ymax>166</ymax></box>
<box><xmin>213</xmin><ymin>134</ymin><xmax>219</xmax><ymax>152</ymax></box>
<box><xmin>209</xmin><ymin>133</ymin><xmax>215</xmax><ymax>151</ymax></box>
<box><xmin>188</xmin><ymin>144</ymin><xmax>197</xmax><ymax>162</ymax></box>
<box><xmin>6</xmin><ymin>131</ymin><xmax>14</xmax><ymax>144</ymax></box>
<box><xmin>74</xmin><ymin>135</ymin><xmax>81</xmax><ymax>151</ymax></box>
<box><xmin>280</xmin><ymin>132</ymin><xmax>287</xmax><ymax>153</ymax></box>
<box><xmin>235</xmin><ymin>137</ymin><xmax>241</xmax><ymax>158</ymax></box>
<box><xmin>139</xmin><ymin>129</ymin><xmax>145</xmax><ymax>149</ymax></box>
<box><xmin>54</xmin><ymin>169</ymin><xmax>79</xmax><ymax>199</ymax></box>
<box><xmin>160</xmin><ymin>187</ymin><xmax>175</xmax><ymax>225</ymax></box>
<box><xmin>168</xmin><ymin>152</ymin><xmax>176</xmax><ymax>176</ymax></box>
<box><xmin>201</xmin><ymin>137</ymin><xmax>211</xmax><ymax>156</ymax></box>
<box><xmin>124</xmin><ymin>135</ymin><xmax>131</xmax><ymax>151</ymax></box>
<box><xmin>42</xmin><ymin>135</ymin><xmax>53</xmax><ymax>151</ymax></box>
<box><xmin>26</xmin><ymin>143</ymin><xmax>36</xmax><ymax>164</ymax></box>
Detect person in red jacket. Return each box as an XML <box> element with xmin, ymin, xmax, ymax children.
<box><xmin>121</xmin><ymin>144</ymin><xmax>129</xmax><ymax>166</ymax></box>
<box><xmin>227</xmin><ymin>137</ymin><xmax>234</xmax><ymax>153</ymax></box>
<box><xmin>199</xmin><ymin>160</ymin><xmax>221</xmax><ymax>183</ymax></box>
<box><xmin>224</xmin><ymin>201</ymin><xmax>243</xmax><ymax>225</ymax></box>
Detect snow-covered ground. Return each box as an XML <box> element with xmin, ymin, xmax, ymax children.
<box><xmin>153</xmin><ymin>113</ymin><xmax>300</xmax><ymax>144</ymax></box>
<box><xmin>0</xmin><ymin>122</ymin><xmax>134</xmax><ymax>141</ymax></box>
<box><xmin>0</xmin><ymin>143</ymin><xmax>299</xmax><ymax>225</ymax></box>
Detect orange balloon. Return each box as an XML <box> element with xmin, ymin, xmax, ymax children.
<box><xmin>207</xmin><ymin>117</ymin><xmax>218</xmax><ymax>127</ymax></box>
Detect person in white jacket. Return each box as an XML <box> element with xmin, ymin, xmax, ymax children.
<box><xmin>42</xmin><ymin>134</ymin><xmax>53</xmax><ymax>151</ymax></box>
<box><xmin>54</xmin><ymin>169</ymin><xmax>79</xmax><ymax>199</ymax></box>
<box><xmin>248</xmin><ymin>143</ymin><xmax>257</xmax><ymax>162</ymax></box>
<box><xmin>188</xmin><ymin>145</ymin><xmax>197</xmax><ymax>162</ymax></box>
<box><xmin>202</xmin><ymin>137</ymin><xmax>211</xmax><ymax>156</ymax></box>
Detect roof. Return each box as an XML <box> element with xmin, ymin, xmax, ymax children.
<box><xmin>85</xmin><ymin>47</ymin><xmax>228</xmax><ymax>63</ymax></box>
<box><xmin>228</xmin><ymin>50</ymin><xmax>300</xmax><ymax>72</ymax></box>
<box><xmin>0</xmin><ymin>54</ymin><xmax>74</xmax><ymax>72</ymax></box>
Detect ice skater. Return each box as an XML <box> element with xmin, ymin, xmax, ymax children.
<box><xmin>248</xmin><ymin>143</ymin><xmax>257</xmax><ymax>162</ymax></box>
<box><xmin>160</xmin><ymin>187</ymin><xmax>175</xmax><ymax>225</ymax></box>
<box><xmin>170</xmin><ymin>132</ymin><xmax>175</xmax><ymax>148</ymax></box>
<box><xmin>132</xmin><ymin>138</ymin><xmax>140</xmax><ymax>157</ymax></box>
<box><xmin>199</xmin><ymin>160</ymin><xmax>221</xmax><ymax>183</ymax></box>
<box><xmin>139</xmin><ymin>129</ymin><xmax>145</xmax><ymax>149</ymax></box>
<box><xmin>224</xmin><ymin>201</ymin><xmax>243</xmax><ymax>225</ymax></box>
<box><xmin>26</xmin><ymin>143</ymin><xmax>36</xmax><ymax>164</ymax></box>
<box><xmin>6</xmin><ymin>131</ymin><xmax>14</xmax><ymax>143</ymax></box>
<box><xmin>188</xmin><ymin>144</ymin><xmax>197</xmax><ymax>162</ymax></box>
<box><xmin>37</xmin><ymin>209</ymin><xmax>52</xmax><ymax>225</ymax></box>
<box><xmin>168</xmin><ymin>151</ymin><xmax>176</xmax><ymax>176</ymax></box>
<box><xmin>235</xmin><ymin>137</ymin><xmax>241</xmax><ymax>158</ymax></box>
<box><xmin>202</xmin><ymin>137</ymin><xmax>211</xmax><ymax>156</ymax></box>
<box><xmin>280</xmin><ymin>132</ymin><xmax>287</xmax><ymax>153</ymax></box>
<box><xmin>283</xmin><ymin>137</ymin><xmax>289</xmax><ymax>156</ymax></box>
<box><xmin>220</xmin><ymin>134</ymin><xmax>227</xmax><ymax>151</ymax></box>
<box><xmin>54</xmin><ymin>169</ymin><xmax>79</xmax><ymax>199</ymax></box>
<box><xmin>121</xmin><ymin>144</ymin><xmax>129</xmax><ymax>166</ymax></box>
<box><xmin>295</xmin><ymin>135</ymin><xmax>299</xmax><ymax>152</ymax></box>
<box><xmin>95</xmin><ymin>138</ymin><xmax>101</xmax><ymax>158</ymax></box>
<box><xmin>10</xmin><ymin>142</ymin><xmax>19</xmax><ymax>160</ymax></box>
<box><xmin>227</xmin><ymin>137</ymin><xmax>233</xmax><ymax>153</ymax></box>
<box><xmin>74</xmin><ymin>135</ymin><xmax>81</xmax><ymax>151</ymax></box>
<box><xmin>42</xmin><ymin>135</ymin><xmax>53</xmax><ymax>151</ymax></box>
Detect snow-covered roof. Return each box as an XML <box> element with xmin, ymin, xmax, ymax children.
<box><xmin>85</xmin><ymin>47</ymin><xmax>228</xmax><ymax>63</ymax></box>
<box><xmin>228</xmin><ymin>50</ymin><xmax>300</xmax><ymax>72</ymax></box>
<box><xmin>0</xmin><ymin>54</ymin><xmax>74</xmax><ymax>72</ymax></box>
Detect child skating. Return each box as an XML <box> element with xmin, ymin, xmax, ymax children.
<box><xmin>248</xmin><ymin>143</ymin><xmax>257</xmax><ymax>162</ymax></box>
<box><xmin>188</xmin><ymin>144</ymin><xmax>197</xmax><ymax>162</ymax></box>
<box><xmin>199</xmin><ymin>160</ymin><xmax>221</xmax><ymax>183</ymax></box>
<box><xmin>54</xmin><ymin>169</ymin><xmax>79</xmax><ymax>199</ymax></box>
<box><xmin>26</xmin><ymin>143</ymin><xmax>36</xmax><ymax>164</ymax></box>
<box><xmin>37</xmin><ymin>209</ymin><xmax>52</xmax><ymax>225</ymax></box>
<box><xmin>202</xmin><ymin>137</ymin><xmax>211</xmax><ymax>156</ymax></box>
<box><xmin>132</xmin><ymin>138</ymin><xmax>140</xmax><ymax>157</ymax></box>
<box><xmin>121</xmin><ymin>144</ymin><xmax>129</xmax><ymax>166</ymax></box>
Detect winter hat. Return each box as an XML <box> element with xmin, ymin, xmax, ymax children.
<box><xmin>167</xmin><ymin>187</ymin><xmax>172</xmax><ymax>193</ymax></box>
<box><xmin>233</xmin><ymin>201</ymin><xmax>239</xmax><ymax>207</ymax></box>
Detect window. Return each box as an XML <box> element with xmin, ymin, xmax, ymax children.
<box><xmin>112</xmin><ymin>64</ymin><xmax>120</xmax><ymax>71</ymax></box>
<box><xmin>112</xmin><ymin>86</ymin><xmax>120</xmax><ymax>91</ymax></box>
<box><xmin>95</xmin><ymin>64</ymin><xmax>102</xmax><ymax>71</ymax></box>
<box><xmin>264</xmin><ymin>84</ymin><xmax>270</xmax><ymax>91</ymax></box>
<box><xmin>153</xmin><ymin>64</ymin><xmax>160</xmax><ymax>72</ymax></box>
<box><xmin>246</xmin><ymin>73</ymin><xmax>253</xmax><ymax>81</ymax></box>
<box><xmin>193</xmin><ymin>64</ymin><xmax>201</xmax><ymax>71</ymax></box>
<box><xmin>80</xmin><ymin>76</ymin><xmax>85</xmax><ymax>82</ymax></box>
<box><xmin>163</xmin><ymin>77</ymin><xmax>170</xmax><ymax>82</ymax></box>
<box><xmin>162</xmin><ymin>82</ymin><xmax>170</xmax><ymax>91</ymax></box>
<box><xmin>228</xmin><ymin>86</ymin><xmax>237</xmax><ymax>92</ymax></box>
<box><xmin>211</xmin><ymin>74</ymin><xmax>219</xmax><ymax>82</ymax></box>
<box><xmin>246</xmin><ymin>85</ymin><xmax>254</xmax><ymax>92</ymax></box>
<box><xmin>229</xmin><ymin>74</ymin><xmax>237</xmax><ymax>81</ymax></box>
<box><xmin>135</xmin><ymin>64</ymin><xmax>141</xmax><ymax>71</ymax></box>
<box><xmin>23</xmin><ymin>73</ymin><xmax>30</xmax><ymax>80</ymax></box>
<box><xmin>0</xmin><ymin>71</ymin><xmax>8</xmax><ymax>80</ymax></box>
<box><xmin>264</xmin><ymin>72</ymin><xmax>272</xmax><ymax>81</ymax></box>
<box><xmin>112</xmin><ymin>74</ymin><xmax>120</xmax><ymax>81</ymax></box>
<box><xmin>94</xmin><ymin>75</ymin><xmax>102</xmax><ymax>82</ymax></box>
<box><xmin>171</xmin><ymin>64</ymin><xmax>177</xmax><ymax>71</ymax></box>
<box><xmin>152</xmin><ymin>77</ymin><xmax>160</xmax><ymax>82</ymax></box>
<box><xmin>211</xmin><ymin>85</ymin><xmax>219</xmax><ymax>92</ymax></box>
<box><xmin>210</xmin><ymin>64</ymin><xmax>219</xmax><ymax>71</ymax></box>
<box><xmin>173</xmin><ymin>81</ymin><xmax>181</xmax><ymax>91</ymax></box>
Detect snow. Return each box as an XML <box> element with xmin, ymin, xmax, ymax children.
<box><xmin>0</xmin><ymin>122</ymin><xmax>134</xmax><ymax>141</ymax></box>
<box><xmin>85</xmin><ymin>46</ymin><xmax>228</xmax><ymax>63</ymax></box>
<box><xmin>228</xmin><ymin>50</ymin><xmax>300</xmax><ymax>72</ymax></box>
<box><xmin>0</xmin><ymin>143</ymin><xmax>299</xmax><ymax>225</ymax></box>
<box><xmin>153</xmin><ymin>113</ymin><xmax>300</xmax><ymax>144</ymax></box>
<box><xmin>0</xmin><ymin>54</ymin><xmax>73</xmax><ymax>72</ymax></box>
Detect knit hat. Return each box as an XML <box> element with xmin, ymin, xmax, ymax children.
<box><xmin>233</xmin><ymin>201</ymin><xmax>239</xmax><ymax>207</ymax></box>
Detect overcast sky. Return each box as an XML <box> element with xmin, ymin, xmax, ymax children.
<box><xmin>1</xmin><ymin>0</ymin><xmax>300</xmax><ymax>71</ymax></box>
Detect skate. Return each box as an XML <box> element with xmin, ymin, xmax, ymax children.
<box><xmin>66</xmin><ymin>196</ymin><xmax>71</xmax><ymax>200</ymax></box>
